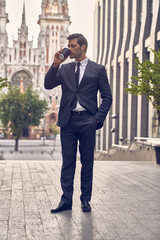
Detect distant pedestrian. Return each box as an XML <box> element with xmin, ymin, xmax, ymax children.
<box><xmin>45</xmin><ymin>33</ymin><xmax>112</xmax><ymax>213</ymax></box>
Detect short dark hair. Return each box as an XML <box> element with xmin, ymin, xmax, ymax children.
<box><xmin>67</xmin><ymin>33</ymin><xmax>88</xmax><ymax>53</ymax></box>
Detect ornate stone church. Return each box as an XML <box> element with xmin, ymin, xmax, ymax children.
<box><xmin>0</xmin><ymin>0</ymin><xmax>70</xmax><ymax>138</ymax></box>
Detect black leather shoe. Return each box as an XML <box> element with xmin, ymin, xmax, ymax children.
<box><xmin>50</xmin><ymin>201</ymin><xmax>72</xmax><ymax>213</ymax></box>
<box><xmin>81</xmin><ymin>200</ymin><xmax>91</xmax><ymax>212</ymax></box>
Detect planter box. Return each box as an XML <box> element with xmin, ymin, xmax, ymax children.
<box><xmin>154</xmin><ymin>146</ymin><xmax>160</xmax><ymax>164</ymax></box>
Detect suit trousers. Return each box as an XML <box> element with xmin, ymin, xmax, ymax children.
<box><xmin>60</xmin><ymin>111</ymin><xmax>97</xmax><ymax>205</ymax></box>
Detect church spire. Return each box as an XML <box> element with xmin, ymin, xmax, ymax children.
<box><xmin>22</xmin><ymin>1</ymin><xmax>26</xmax><ymax>25</ymax></box>
<box><xmin>0</xmin><ymin>0</ymin><xmax>9</xmax><ymax>21</ymax></box>
<box><xmin>0</xmin><ymin>0</ymin><xmax>9</xmax><ymax>53</ymax></box>
<box><xmin>18</xmin><ymin>1</ymin><xmax>28</xmax><ymax>39</ymax></box>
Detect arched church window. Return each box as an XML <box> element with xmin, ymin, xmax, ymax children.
<box><xmin>11</xmin><ymin>70</ymin><xmax>32</xmax><ymax>89</ymax></box>
<box><xmin>46</xmin><ymin>26</ymin><xmax>49</xmax><ymax>36</ymax></box>
<box><xmin>60</xmin><ymin>26</ymin><xmax>64</xmax><ymax>38</ymax></box>
<box><xmin>20</xmin><ymin>50</ymin><xmax>22</xmax><ymax>58</ymax></box>
<box><xmin>55</xmin><ymin>31</ymin><xmax>58</xmax><ymax>40</ymax></box>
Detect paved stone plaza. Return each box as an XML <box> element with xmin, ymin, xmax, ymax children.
<box><xmin>0</xmin><ymin>158</ymin><xmax>160</xmax><ymax>240</ymax></box>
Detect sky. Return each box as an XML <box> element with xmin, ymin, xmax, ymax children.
<box><xmin>6</xmin><ymin>0</ymin><xmax>95</xmax><ymax>59</ymax></box>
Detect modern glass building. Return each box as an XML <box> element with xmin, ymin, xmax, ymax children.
<box><xmin>94</xmin><ymin>0</ymin><xmax>160</xmax><ymax>150</ymax></box>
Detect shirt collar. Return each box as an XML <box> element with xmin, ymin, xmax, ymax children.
<box><xmin>75</xmin><ymin>57</ymin><xmax>89</xmax><ymax>66</ymax></box>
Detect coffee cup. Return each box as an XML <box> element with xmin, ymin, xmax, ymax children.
<box><xmin>59</xmin><ymin>48</ymin><xmax>71</xmax><ymax>60</ymax></box>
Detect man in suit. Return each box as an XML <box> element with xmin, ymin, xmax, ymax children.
<box><xmin>44</xmin><ymin>33</ymin><xmax>112</xmax><ymax>213</ymax></box>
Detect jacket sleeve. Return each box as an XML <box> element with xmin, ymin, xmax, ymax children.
<box><xmin>44</xmin><ymin>64</ymin><xmax>61</xmax><ymax>89</ymax></box>
<box><xmin>96</xmin><ymin>66</ymin><xmax>112</xmax><ymax>125</ymax></box>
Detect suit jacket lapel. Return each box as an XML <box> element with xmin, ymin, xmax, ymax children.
<box><xmin>68</xmin><ymin>62</ymin><xmax>76</xmax><ymax>88</ymax></box>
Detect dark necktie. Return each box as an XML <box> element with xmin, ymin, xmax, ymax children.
<box><xmin>70</xmin><ymin>62</ymin><xmax>81</xmax><ymax>110</ymax></box>
<box><xmin>75</xmin><ymin>62</ymin><xmax>80</xmax><ymax>88</ymax></box>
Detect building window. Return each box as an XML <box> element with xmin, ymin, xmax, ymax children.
<box><xmin>46</xmin><ymin>46</ymin><xmax>49</xmax><ymax>63</ymax></box>
<box><xmin>33</xmin><ymin>68</ymin><xmax>36</xmax><ymax>74</ymax></box>
<box><xmin>29</xmin><ymin>49</ymin><xmax>31</xmax><ymax>61</ymax></box>
<box><xmin>148</xmin><ymin>0</ymin><xmax>153</xmax><ymax>37</ymax></box>
<box><xmin>52</xmin><ymin>5</ymin><xmax>58</xmax><ymax>14</ymax></box>
<box><xmin>20</xmin><ymin>50</ymin><xmax>22</xmax><ymax>58</ymax></box>
<box><xmin>14</xmin><ymin>48</ymin><xmax>16</xmax><ymax>60</ymax></box>
<box><xmin>45</xmin><ymin>66</ymin><xmax>49</xmax><ymax>73</ymax></box>
<box><xmin>97</xmin><ymin>1</ymin><xmax>101</xmax><ymax>62</ymax></box>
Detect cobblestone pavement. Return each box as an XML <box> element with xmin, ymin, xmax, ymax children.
<box><xmin>0</xmin><ymin>160</ymin><xmax>160</xmax><ymax>240</ymax></box>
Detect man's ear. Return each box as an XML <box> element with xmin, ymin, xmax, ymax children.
<box><xmin>81</xmin><ymin>44</ymin><xmax>85</xmax><ymax>51</ymax></box>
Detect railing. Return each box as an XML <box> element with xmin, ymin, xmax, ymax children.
<box><xmin>0</xmin><ymin>139</ymin><xmax>61</xmax><ymax>160</ymax></box>
<box><xmin>110</xmin><ymin>137</ymin><xmax>160</xmax><ymax>155</ymax></box>
<box><xmin>134</xmin><ymin>137</ymin><xmax>160</xmax><ymax>147</ymax></box>
<box><xmin>112</xmin><ymin>144</ymin><xmax>129</xmax><ymax>150</ymax></box>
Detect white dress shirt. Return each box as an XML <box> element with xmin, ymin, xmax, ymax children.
<box><xmin>74</xmin><ymin>57</ymin><xmax>89</xmax><ymax>111</ymax></box>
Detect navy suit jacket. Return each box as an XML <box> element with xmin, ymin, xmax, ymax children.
<box><xmin>44</xmin><ymin>60</ymin><xmax>112</xmax><ymax>129</ymax></box>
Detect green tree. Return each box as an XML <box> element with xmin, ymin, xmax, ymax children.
<box><xmin>125</xmin><ymin>49</ymin><xmax>160</xmax><ymax>125</ymax></box>
<box><xmin>0</xmin><ymin>85</ymin><xmax>48</xmax><ymax>151</ymax></box>
<box><xmin>0</xmin><ymin>77</ymin><xmax>10</xmax><ymax>90</ymax></box>
<box><xmin>50</xmin><ymin>124</ymin><xmax>60</xmax><ymax>138</ymax></box>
